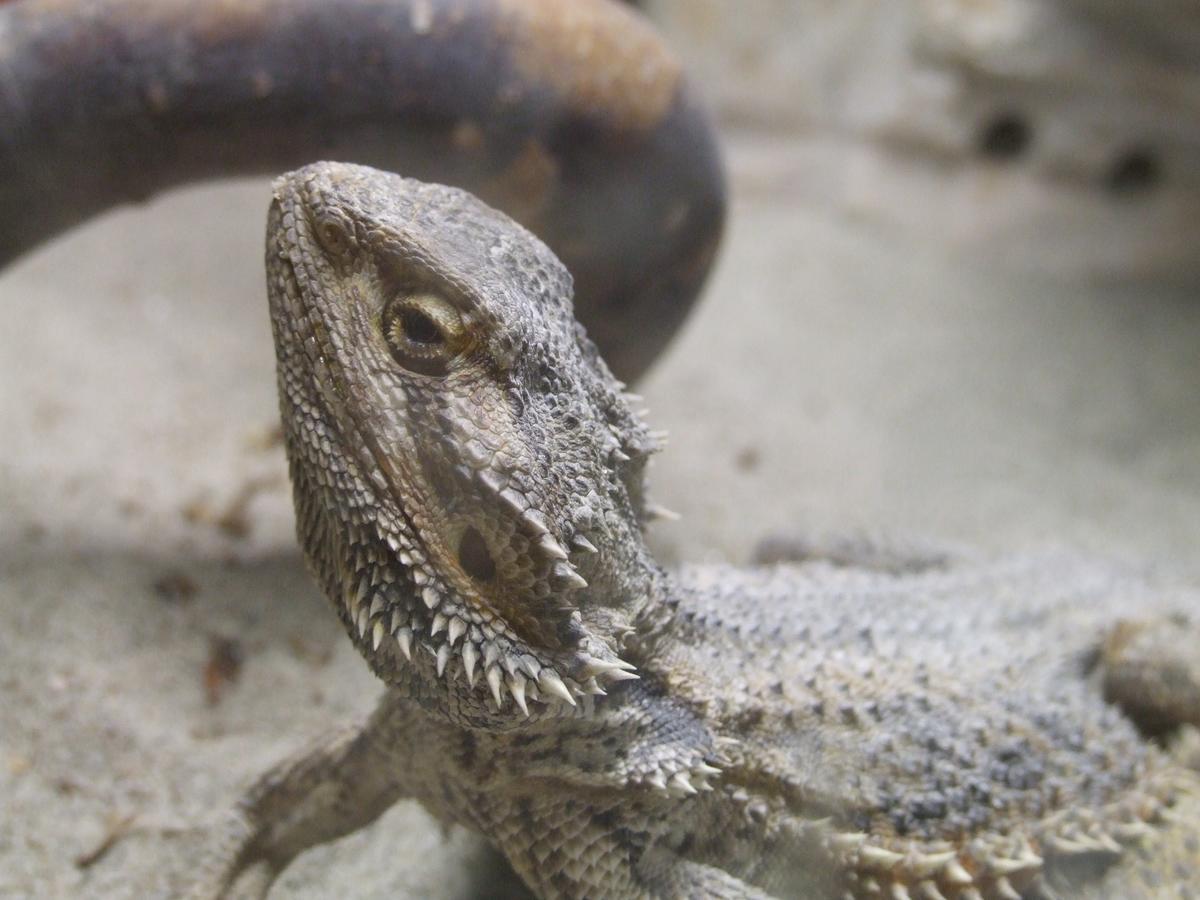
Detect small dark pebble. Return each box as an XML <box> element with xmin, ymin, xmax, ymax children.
<box><xmin>734</xmin><ymin>446</ymin><xmax>761</xmax><ymax>472</ymax></box>
<box><xmin>152</xmin><ymin>571</ymin><xmax>198</xmax><ymax>604</ymax></box>
<box><xmin>204</xmin><ymin>635</ymin><xmax>245</xmax><ymax>706</ymax></box>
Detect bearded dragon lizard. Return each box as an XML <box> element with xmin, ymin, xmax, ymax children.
<box><xmin>190</xmin><ymin>162</ymin><xmax>1200</xmax><ymax>899</ymax></box>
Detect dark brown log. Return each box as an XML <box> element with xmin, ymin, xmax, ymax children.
<box><xmin>0</xmin><ymin>0</ymin><xmax>725</xmax><ymax>379</ymax></box>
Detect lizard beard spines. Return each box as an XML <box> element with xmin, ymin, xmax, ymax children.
<box><xmin>340</xmin><ymin>526</ymin><xmax>639</xmax><ymax>721</ymax></box>
<box><xmin>466</xmin><ymin>463</ymin><xmax>594</xmax><ymax>594</ymax></box>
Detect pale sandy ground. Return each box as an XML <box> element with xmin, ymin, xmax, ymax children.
<box><xmin>2</xmin><ymin>130</ymin><xmax>1199</xmax><ymax>898</ymax></box>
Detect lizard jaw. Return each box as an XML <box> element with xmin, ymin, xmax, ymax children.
<box><xmin>318</xmin><ymin>401</ymin><xmax>639</xmax><ymax>720</ymax></box>
<box><xmin>339</xmin><ymin>524</ymin><xmax>637</xmax><ymax>720</ymax></box>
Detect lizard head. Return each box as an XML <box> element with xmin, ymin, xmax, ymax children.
<box><xmin>267</xmin><ymin>162</ymin><xmax>668</xmax><ymax>725</ymax></box>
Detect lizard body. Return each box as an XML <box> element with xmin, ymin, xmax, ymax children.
<box><xmin>190</xmin><ymin>162</ymin><xmax>1200</xmax><ymax>899</ymax></box>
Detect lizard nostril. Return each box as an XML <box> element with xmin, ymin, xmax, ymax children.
<box><xmin>458</xmin><ymin>526</ymin><xmax>496</xmax><ymax>582</ymax></box>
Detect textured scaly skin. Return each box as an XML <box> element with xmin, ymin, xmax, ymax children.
<box><xmin>190</xmin><ymin>162</ymin><xmax>1200</xmax><ymax>899</ymax></box>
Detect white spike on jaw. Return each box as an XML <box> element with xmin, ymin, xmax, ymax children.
<box><xmin>430</xmin><ymin>612</ymin><xmax>447</xmax><ymax>636</ymax></box>
<box><xmin>859</xmin><ymin>846</ymin><xmax>903</xmax><ymax>870</ymax></box>
<box><xmin>368</xmin><ymin>594</ymin><xmax>386</xmax><ymax>619</ymax></box>
<box><xmin>538</xmin><ymin>669</ymin><xmax>576</xmax><ymax>706</ymax></box>
<box><xmin>579</xmin><ymin>655</ymin><xmax>639</xmax><ymax>683</ymax></box>
<box><xmin>372</xmin><ymin>620</ymin><xmax>386</xmax><ymax>651</ymax></box>
<box><xmin>483</xmin><ymin>642</ymin><xmax>501</xmax><ymax>668</ymax></box>
<box><xmin>551</xmin><ymin>561</ymin><xmax>588</xmax><ymax>590</ymax></box>
<box><xmin>537</xmin><ymin>533</ymin><xmax>569</xmax><ymax>560</ymax></box>
<box><xmin>462</xmin><ymin>642</ymin><xmax>479</xmax><ymax>686</ymax></box>
<box><xmin>421</xmin><ymin>586</ymin><xmax>440</xmax><ymax>610</ymax></box>
<box><xmin>644</xmin><ymin>502</ymin><xmax>681</xmax><ymax>522</ymax></box>
<box><xmin>447</xmin><ymin>617</ymin><xmax>466</xmax><ymax>646</ymax></box>
<box><xmin>906</xmin><ymin>850</ymin><xmax>955</xmax><ymax>879</ymax></box>
<box><xmin>395</xmin><ymin>627</ymin><xmax>413</xmax><ymax>661</ymax></box>
<box><xmin>486</xmin><ymin>666</ymin><xmax>505</xmax><ymax>708</ymax></box>
<box><xmin>667</xmin><ymin>772</ymin><xmax>698</xmax><ymax>797</ymax></box>
<box><xmin>509</xmin><ymin>673</ymin><xmax>529</xmax><ymax>716</ymax></box>
<box><xmin>500</xmin><ymin>653</ymin><xmax>520</xmax><ymax>679</ymax></box>
<box><xmin>351</xmin><ymin>576</ymin><xmax>370</xmax><ymax>615</ymax></box>
<box><xmin>827</xmin><ymin>832</ymin><xmax>867</xmax><ymax>853</ymax></box>
<box><xmin>571</xmin><ymin>534</ymin><xmax>598</xmax><ymax>554</ymax></box>
<box><xmin>941</xmin><ymin>859</ymin><xmax>974</xmax><ymax>886</ymax></box>
<box><xmin>601</xmin><ymin>668</ymin><xmax>638</xmax><ymax>684</ymax></box>
<box><xmin>436</xmin><ymin>643</ymin><xmax>451</xmax><ymax>677</ymax></box>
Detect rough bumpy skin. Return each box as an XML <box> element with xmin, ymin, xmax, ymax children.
<box><xmin>191</xmin><ymin>162</ymin><xmax>1200</xmax><ymax>899</ymax></box>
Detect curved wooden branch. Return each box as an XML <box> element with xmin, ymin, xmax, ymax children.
<box><xmin>0</xmin><ymin>0</ymin><xmax>725</xmax><ymax>378</ymax></box>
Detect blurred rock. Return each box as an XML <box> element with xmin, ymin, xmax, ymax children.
<box><xmin>645</xmin><ymin>0</ymin><xmax>1200</xmax><ymax>281</ymax></box>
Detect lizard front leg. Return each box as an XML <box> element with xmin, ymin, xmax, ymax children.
<box><xmin>187</xmin><ymin>691</ymin><xmax>421</xmax><ymax>900</ymax></box>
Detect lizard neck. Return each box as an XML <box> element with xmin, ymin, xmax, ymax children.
<box><xmin>617</xmin><ymin>558</ymin><xmax>689</xmax><ymax>669</ymax></box>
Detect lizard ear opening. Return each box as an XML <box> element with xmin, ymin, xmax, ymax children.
<box><xmin>458</xmin><ymin>526</ymin><xmax>496</xmax><ymax>582</ymax></box>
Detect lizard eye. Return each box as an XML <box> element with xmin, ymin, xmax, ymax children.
<box><xmin>383</xmin><ymin>293</ymin><xmax>471</xmax><ymax>376</ymax></box>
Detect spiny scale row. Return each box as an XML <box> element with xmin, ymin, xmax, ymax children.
<box><xmin>829</xmin><ymin>787</ymin><xmax>1183</xmax><ymax>900</ymax></box>
<box><xmin>347</xmin><ymin>569</ymin><xmax>637</xmax><ymax>717</ymax></box>
<box><xmin>344</xmin><ymin>496</ymin><xmax>640</xmax><ymax>714</ymax></box>
<box><xmin>468</xmin><ymin>471</ymin><xmax>595</xmax><ymax>590</ymax></box>
<box><xmin>830</xmin><ymin>830</ymin><xmax>1036</xmax><ymax>900</ymax></box>
<box><xmin>829</xmin><ymin>829</ymin><xmax>1038</xmax><ymax>900</ymax></box>
<box><xmin>348</xmin><ymin>544</ymin><xmax>517</xmax><ymax>644</ymax></box>
<box><xmin>637</xmin><ymin>760</ymin><xmax>721</xmax><ymax>798</ymax></box>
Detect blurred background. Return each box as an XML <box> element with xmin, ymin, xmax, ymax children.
<box><xmin>1</xmin><ymin>1</ymin><xmax>1198</xmax><ymax>896</ymax></box>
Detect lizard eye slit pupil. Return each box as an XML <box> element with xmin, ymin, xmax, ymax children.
<box><xmin>458</xmin><ymin>527</ymin><xmax>496</xmax><ymax>581</ymax></box>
